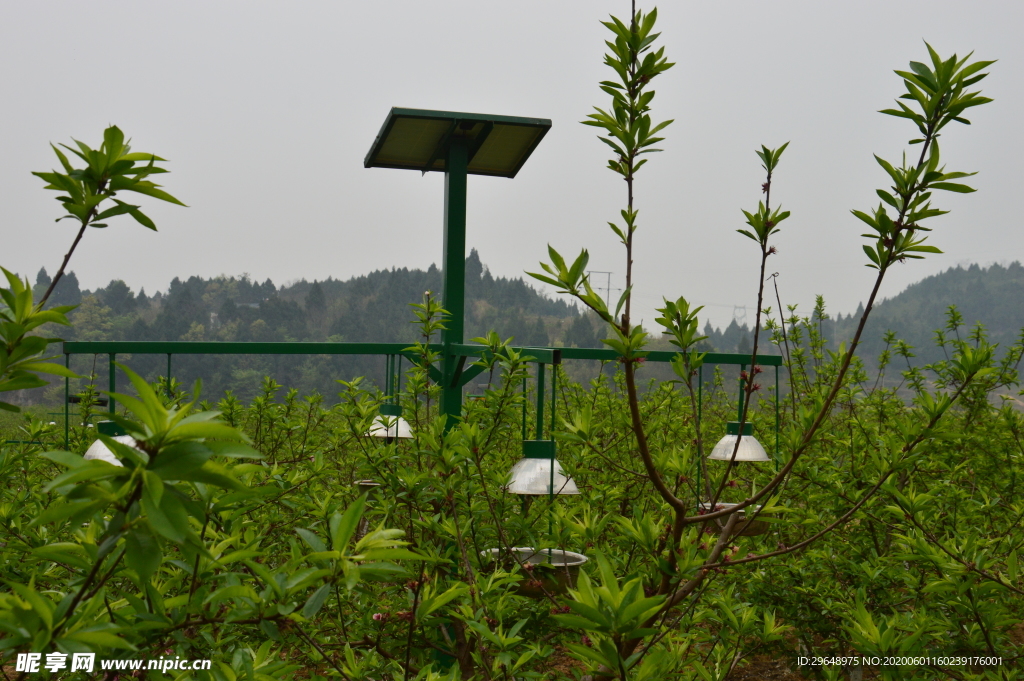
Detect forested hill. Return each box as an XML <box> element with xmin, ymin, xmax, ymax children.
<box><xmin>833</xmin><ymin>261</ymin><xmax>1024</xmax><ymax>365</ymax></box>
<box><xmin>698</xmin><ymin>262</ymin><xmax>1024</xmax><ymax>368</ymax></box>
<box><xmin>33</xmin><ymin>257</ymin><xmax>1022</xmax><ymax>402</ymax></box>
<box><xmin>34</xmin><ymin>250</ymin><xmax>604</xmax><ymax>401</ymax></box>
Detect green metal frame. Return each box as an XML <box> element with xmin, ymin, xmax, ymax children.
<box><xmin>62</xmin><ymin>340</ymin><xmax>781</xmax><ymax>447</ymax></box>
<box><xmin>60</xmin><ymin>100</ymin><xmax>784</xmax><ymax>443</ymax></box>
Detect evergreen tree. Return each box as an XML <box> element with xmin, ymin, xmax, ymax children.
<box><xmin>100</xmin><ymin>280</ymin><xmax>136</xmax><ymax>316</ymax></box>
<box><xmin>34</xmin><ymin>267</ymin><xmax>51</xmax><ymax>299</ymax></box>
<box><xmin>48</xmin><ymin>271</ymin><xmax>82</xmax><ymax>307</ymax></box>
<box><xmin>305</xmin><ymin>281</ymin><xmax>326</xmax><ymax>314</ymax></box>
<box><xmin>566</xmin><ymin>312</ymin><xmax>600</xmax><ymax>348</ymax></box>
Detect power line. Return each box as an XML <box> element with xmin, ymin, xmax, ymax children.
<box><xmin>586</xmin><ymin>270</ymin><xmax>621</xmax><ymax>309</ymax></box>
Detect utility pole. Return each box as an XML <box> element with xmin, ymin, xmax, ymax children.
<box><xmin>732</xmin><ymin>305</ymin><xmax>748</xmax><ymax>326</ymax></box>
<box><xmin>586</xmin><ymin>270</ymin><xmax>621</xmax><ymax>309</ymax></box>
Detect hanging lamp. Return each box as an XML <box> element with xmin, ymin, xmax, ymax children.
<box><xmin>707</xmin><ymin>421</ymin><xmax>770</xmax><ymax>462</ymax></box>
<box><xmin>366</xmin><ymin>404</ymin><xmax>413</xmax><ymax>440</ymax></box>
<box><xmin>365</xmin><ymin>355</ymin><xmax>412</xmax><ymax>440</ymax></box>
<box><xmin>82</xmin><ymin>421</ymin><xmax>137</xmax><ymax>467</ymax></box>
<box><xmin>506</xmin><ymin>440</ymin><xmax>579</xmax><ymax>495</ymax></box>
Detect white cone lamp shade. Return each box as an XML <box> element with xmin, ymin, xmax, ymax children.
<box><xmin>708</xmin><ymin>422</ymin><xmax>770</xmax><ymax>462</ymax></box>
<box><xmin>506</xmin><ymin>440</ymin><xmax>579</xmax><ymax>495</ymax></box>
<box><xmin>83</xmin><ymin>421</ymin><xmax>139</xmax><ymax>467</ymax></box>
<box><xmin>366</xmin><ymin>404</ymin><xmax>413</xmax><ymax>439</ymax></box>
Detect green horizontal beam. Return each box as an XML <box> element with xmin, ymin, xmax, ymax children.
<box><xmin>450</xmin><ymin>344</ymin><xmax>562</xmax><ymax>366</ymax></box>
<box><xmin>62</xmin><ymin>341</ymin><xmax>781</xmax><ymax>367</ymax></box>
<box><xmin>62</xmin><ymin>341</ymin><xmax>419</xmax><ymax>356</ymax></box>
<box><xmin>557</xmin><ymin>348</ymin><xmax>783</xmax><ymax>366</ymax></box>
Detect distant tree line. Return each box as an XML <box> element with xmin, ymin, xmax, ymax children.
<box><xmin>33</xmin><ymin>251</ymin><xmax>609</xmax><ymax>404</ymax></box>
<box><xmin>24</xmin><ymin>259</ymin><xmax>1022</xmax><ymax>406</ymax></box>
<box><xmin>696</xmin><ymin>262</ymin><xmax>1024</xmax><ymax>376</ymax></box>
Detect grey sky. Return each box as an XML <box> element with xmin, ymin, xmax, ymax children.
<box><xmin>3</xmin><ymin>1</ymin><xmax>1021</xmax><ymax>330</ymax></box>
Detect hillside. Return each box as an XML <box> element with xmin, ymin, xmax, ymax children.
<box><xmin>834</xmin><ymin>262</ymin><xmax>1024</xmax><ymax>366</ymax></box>
<box><xmin>26</xmin><ymin>259</ymin><xmax>1023</xmax><ymax>405</ymax></box>
<box><xmin>28</xmin><ymin>250</ymin><xmax>604</xmax><ymax>403</ymax></box>
<box><xmin>698</xmin><ymin>262</ymin><xmax>1024</xmax><ymax>372</ymax></box>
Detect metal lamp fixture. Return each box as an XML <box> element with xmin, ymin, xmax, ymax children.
<box><xmin>708</xmin><ymin>421</ymin><xmax>770</xmax><ymax>462</ymax></box>
<box><xmin>366</xmin><ymin>355</ymin><xmax>412</xmax><ymax>440</ymax></box>
<box><xmin>506</xmin><ymin>440</ymin><xmax>579</xmax><ymax>496</ymax></box>
<box><xmin>82</xmin><ymin>421</ymin><xmax>137</xmax><ymax>467</ymax></box>
<box><xmin>704</xmin><ymin>422</ymin><xmax>773</xmax><ymax>537</ymax></box>
<box><xmin>366</xmin><ymin>404</ymin><xmax>413</xmax><ymax>440</ymax></box>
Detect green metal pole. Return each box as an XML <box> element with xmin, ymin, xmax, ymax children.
<box><xmin>550</xmin><ymin>364</ymin><xmax>557</xmax><ymax>433</ymax></box>
<box><xmin>64</xmin><ymin>353</ymin><xmax>70</xmax><ymax>449</ymax></box>
<box><xmin>167</xmin><ymin>353</ymin><xmax>172</xmax><ymax>399</ymax></box>
<box><xmin>521</xmin><ymin>376</ymin><xmax>527</xmax><ymax>440</ymax></box>
<box><xmin>697</xmin><ymin>364</ymin><xmax>703</xmax><ymax>510</ymax></box>
<box><xmin>109</xmin><ymin>354</ymin><xmax>116</xmax><ymax>415</ymax></box>
<box><xmin>775</xmin><ymin>364</ymin><xmax>780</xmax><ymax>473</ymax></box>
<box><xmin>536</xmin><ymin>362</ymin><xmax>545</xmax><ymax>440</ymax></box>
<box><xmin>440</xmin><ymin>138</ymin><xmax>468</xmax><ymax>431</ymax></box>
<box><xmin>392</xmin><ymin>355</ymin><xmax>397</xmax><ymax>403</ymax></box>
<box><xmin>737</xmin><ymin>364</ymin><xmax>746</xmax><ymax>423</ymax></box>
<box><xmin>698</xmin><ymin>365</ymin><xmax>703</xmax><ymax>423</ymax></box>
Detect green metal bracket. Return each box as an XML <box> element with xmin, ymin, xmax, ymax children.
<box><xmin>449</xmin><ymin>354</ymin><xmax>468</xmax><ymax>389</ymax></box>
<box><xmin>523</xmin><ymin>440</ymin><xmax>555</xmax><ymax>459</ymax></box>
<box><xmin>457</xmin><ymin>363</ymin><xmax>488</xmax><ymax>388</ymax></box>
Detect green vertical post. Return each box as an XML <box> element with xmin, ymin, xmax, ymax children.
<box><xmin>64</xmin><ymin>353</ymin><xmax>70</xmax><ymax>449</ymax></box>
<box><xmin>521</xmin><ymin>376</ymin><xmax>527</xmax><ymax>440</ymax></box>
<box><xmin>535</xmin><ymin>362</ymin><xmax>546</xmax><ymax>440</ymax></box>
<box><xmin>440</xmin><ymin>138</ymin><xmax>468</xmax><ymax>430</ymax></box>
<box><xmin>166</xmin><ymin>353</ymin><xmax>172</xmax><ymax>399</ymax></box>
<box><xmin>697</xmin><ymin>365</ymin><xmax>703</xmax><ymax>423</ymax></box>
<box><xmin>550</xmin><ymin>364</ymin><xmax>557</xmax><ymax>433</ymax></box>
<box><xmin>109</xmin><ymin>354</ymin><xmax>116</xmax><ymax>415</ymax></box>
<box><xmin>697</xmin><ymin>364</ymin><xmax>703</xmax><ymax>509</ymax></box>
<box><xmin>737</xmin><ymin>364</ymin><xmax>746</xmax><ymax>423</ymax></box>
<box><xmin>775</xmin><ymin>365</ymin><xmax>780</xmax><ymax>473</ymax></box>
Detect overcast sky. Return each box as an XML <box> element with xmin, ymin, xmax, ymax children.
<box><xmin>3</xmin><ymin>1</ymin><xmax>1021</xmax><ymax>329</ymax></box>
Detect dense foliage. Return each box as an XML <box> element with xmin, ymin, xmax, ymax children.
<box><xmin>2</xmin><ymin>303</ymin><xmax>1021</xmax><ymax>680</ymax></box>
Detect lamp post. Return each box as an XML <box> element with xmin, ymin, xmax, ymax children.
<box><xmin>364</xmin><ymin>108</ymin><xmax>550</xmax><ymax>428</ymax></box>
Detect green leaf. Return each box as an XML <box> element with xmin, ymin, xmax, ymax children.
<box><xmin>128</xmin><ymin>208</ymin><xmax>157</xmax><ymax>230</ymax></box>
<box><xmin>204</xmin><ymin>584</ymin><xmax>259</xmax><ymax>605</ymax></box>
<box><xmin>296</xmin><ymin>528</ymin><xmax>327</xmax><ymax>553</ymax></box>
<box><xmin>416</xmin><ymin>583</ymin><xmax>468</xmax><ymax>621</ymax></box>
<box><xmin>30</xmin><ymin>543</ymin><xmax>91</xmax><ymax>570</ymax></box>
<box><xmin>44</xmin><ymin>461</ymin><xmax>127</xmax><ymax>492</ymax></box>
<box><xmin>125</xmin><ymin>528</ymin><xmax>163</xmax><ymax>580</ymax></box>
<box><xmin>930</xmin><ymin>181</ymin><xmax>976</xmax><ymax>193</ymax></box>
<box><xmin>148</xmin><ymin>441</ymin><xmax>214</xmax><ymax>479</ymax></box>
<box><xmin>301</xmin><ymin>584</ymin><xmax>331</xmax><ymax>618</ymax></box>
<box><xmin>120</xmin><ymin>152</ymin><xmax>168</xmax><ymax>162</ymax></box>
<box><xmin>330</xmin><ymin>496</ymin><xmax>366</xmax><ymax>552</ymax></box>
<box><xmin>119</xmin><ymin>181</ymin><xmax>187</xmax><ymax>207</ymax></box>
<box><xmin>65</xmin><ymin>630</ymin><xmax>136</xmax><ymax>650</ymax></box>
<box><xmin>143</xmin><ymin>489</ymin><xmax>188</xmax><ymax>543</ymax></box>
